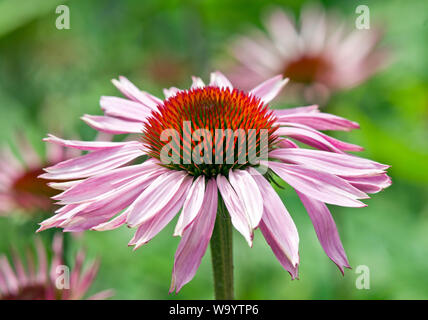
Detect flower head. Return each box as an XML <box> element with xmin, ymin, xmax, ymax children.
<box><xmin>0</xmin><ymin>235</ymin><xmax>112</xmax><ymax>300</ymax></box>
<box><xmin>0</xmin><ymin>135</ymin><xmax>78</xmax><ymax>215</ymax></box>
<box><xmin>227</xmin><ymin>5</ymin><xmax>388</xmax><ymax>102</ymax></box>
<box><xmin>39</xmin><ymin>72</ymin><xmax>390</xmax><ymax>293</ymax></box>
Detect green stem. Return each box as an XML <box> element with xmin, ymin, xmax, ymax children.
<box><xmin>210</xmin><ymin>196</ymin><xmax>234</xmax><ymax>300</ymax></box>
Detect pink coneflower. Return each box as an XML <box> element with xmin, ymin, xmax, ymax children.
<box><xmin>227</xmin><ymin>5</ymin><xmax>388</xmax><ymax>103</ymax></box>
<box><xmin>0</xmin><ymin>135</ymin><xmax>79</xmax><ymax>215</ymax></box>
<box><xmin>38</xmin><ymin>72</ymin><xmax>390</xmax><ymax>296</ymax></box>
<box><xmin>0</xmin><ymin>235</ymin><xmax>112</xmax><ymax>300</ymax></box>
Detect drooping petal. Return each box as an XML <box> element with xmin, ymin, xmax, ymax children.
<box><xmin>174</xmin><ymin>176</ymin><xmax>205</xmax><ymax>237</ymax></box>
<box><xmin>40</xmin><ymin>142</ymin><xmax>144</xmax><ymax>180</ymax></box>
<box><xmin>129</xmin><ymin>188</ymin><xmax>190</xmax><ymax>249</ymax></box>
<box><xmin>270</xmin><ymin>148</ymin><xmax>388</xmax><ymax>177</ymax></box>
<box><xmin>216</xmin><ymin>174</ymin><xmax>253</xmax><ymax>246</ymax></box>
<box><xmin>276</xmin><ymin>112</ymin><xmax>360</xmax><ymax>131</ymax></box>
<box><xmin>276</xmin><ymin>125</ymin><xmax>363</xmax><ymax>153</ymax></box>
<box><xmin>249</xmin><ymin>168</ymin><xmax>299</xmax><ymax>267</ymax></box>
<box><xmin>228</xmin><ymin>169</ymin><xmax>264</xmax><ymax>229</ymax></box>
<box><xmin>170</xmin><ymin>178</ymin><xmax>218</xmax><ymax>293</ymax></box>
<box><xmin>266</xmin><ymin>161</ymin><xmax>368</xmax><ymax>207</ymax></box>
<box><xmin>343</xmin><ymin>173</ymin><xmax>392</xmax><ymax>194</ymax></box>
<box><xmin>126</xmin><ymin>171</ymin><xmax>191</xmax><ymax>227</ymax></box>
<box><xmin>297</xmin><ymin>192</ymin><xmax>350</xmax><ymax>274</ymax></box>
<box><xmin>250</xmin><ymin>75</ymin><xmax>289</xmax><ymax>104</ymax></box>
<box><xmin>52</xmin><ymin>160</ymin><xmax>161</xmax><ymax>204</ymax></box>
<box><xmin>273</xmin><ymin>105</ymin><xmax>319</xmax><ymax>116</ymax></box>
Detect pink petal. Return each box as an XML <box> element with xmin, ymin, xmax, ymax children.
<box><xmin>191</xmin><ymin>76</ymin><xmax>205</xmax><ymax>89</ymax></box>
<box><xmin>216</xmin><ymin>174</ymin><xmax>253</xmax><ymax>246</ymax></box>
<box><xmin>266</xmin><ymin>161</ymin><xmax>368</xmax><ymax>207</ymax></box>
<box><xmin>91</xmin><ymin>211</ymin><xmax>128</xmax><ymax>231</ymax></box>
<box><xmin>48</xmin><ymin>180</ymin><xmax>84</xmax><ymax>191</ymax></box>
<box><xmin>82</xmin><ymin>115</ymin><xmax>143</xmax><ymax>134</ymax></box>
<box><xmin>112</xmin><ymin>76</ymin><xmax>162</xmax><ymax>109</ymax></box>
<box><xmin>40</xmin><ymin>142</ymin><xmax>144</xmax><ymax>180</ymax></box>
<box><xmin>270</xmin><ymin>148</ymin><xmax>388</xmax><ymax>177</ymax></box>
<box><xmin>274</xmin><ymin>105</ymin><xmax>319</xmax><ymax>116</ymax></box>
<box><xmin>250</xmin><ymin>75</ymin><xmax>289</xmax><ymax>104</ymax></box>
<box><xmin>53</xmin><ymin>160</ymin><xmax>161</xmax><ymax>204</ymax></box>
<box><xmin>249</xmin><ymin>168</ymin><xmax>299</xmax><ymax>267</ymax></box>
<box><xmin>174</xmin><ymin>176</ymin><xmax>205</xmax><ymax>237</ymax></box>
<box><xmin>297</xmin><ymin>192</ymin><xmax>350</xmax><ymax>274</ymax></box>
<box><xmin>163</xmin><ymin>87</ymin><xmax>181</xmax><ymax>99</ymax></box>
<box><xmin>276</xmin><ymin>125</ymin><xmax>363</xmax><ymax>153</ymax></box>
<box><xmin>100</xmin><ymin>96</ymin><xmax>151</xmax><ymax>122</ymax></box>
<box><xmin>343</xmin><ymin>173</ymin><xmax>391</xmax><ymax>194</ymax></box>
<box><xmin>228</xmin><ymin>169</ymin><xmax>263</xmax><ymax>229</ymax></box>
<box><xmin>170</xmin><ymin>178</ymin><xmax>218</xmax><ymax>293</ymax></box>
<box><xmin>276</xmin><ymin>112</ymin><xmax>360</xmax><ymax>131</ymax></box>
<box><xmin>126</xmin><ymin>171</ymin><xmax>191</xmax><ymax>227</ymax></box>
<box><xmin>0</xmin><ymin>256</ymin><xmax>19</xmax><ymax>294</ymax></box>
<box><xmin>44</xmin><ymin>134</ymin><xmax>132</xmax><ymax>151</ymax></box>
<box><xmin>209</xmin><ymin>71</ymin><xmax>233</xmax><ymax>89</ymax></box>
<box><xmin>129</xmin><ymin>184</ymin><xmax>191</xmax><ymax>249</ymax></box>
<box><xmin>60</xmin><ymin>173</ymin><xmax>159</xmax><ymax>232</ymax></box>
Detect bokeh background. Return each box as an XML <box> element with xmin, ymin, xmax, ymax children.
<box><xmin>0</xmin><ymin>0</ymin><xmax>427</xmax><ymax>299</ymax></box>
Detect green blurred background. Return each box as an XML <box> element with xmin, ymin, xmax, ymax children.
<box><xmin>0</xmin><ymin>0</ymin><xmax>427</xmax><ymax>299</ymax></box>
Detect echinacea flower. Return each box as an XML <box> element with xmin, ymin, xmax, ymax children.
<box><xmin>38</xmin><ymin>72</ymin><xmax>390</xmax><ymax>293</ymax></box>
<box><xmin>0</xmin><ymin>134</ymin><xmax>79</xmax><ymax>215</ymax></box>
<box><xmin>227</xmin><ymin>5</ymin><xmax>388</xmax><ymax>103</ymax></box>
<box><xmin>0</xmin><ymin>235</ymin><xmax>113</xmax><ymax>300</ymax></box>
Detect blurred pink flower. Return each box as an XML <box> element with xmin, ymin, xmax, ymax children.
<box><xmin>39</xmin><ymin>72</ymin><xmax>390</xmax><ymax>292</ymax></box>
<box><xmin>227</xmin><ymin>5</ymin><xmax>389</xmax><ymax>103</ymax></box>
<box><xmin>0</xmin><ymin>234</ymin><xmax>113</xmax><ymax>300</ymax></box>
<box><xmin>0</xmin><ymin>135</ymin><xmax>79</xmax><ymax>215</ymax></box>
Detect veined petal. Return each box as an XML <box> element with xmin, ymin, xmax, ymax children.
<box><xmin>91</xmin><ymin>211</ymin><xmax>127</xmax><ymax>231</ymax></box>
<box><xmin>270</xmin><ymin>148</ymin><xmax>388</xmax><ymax>177</ymax></box>
<box><xmin>250</xmin><ymin>75</ymin><xmax>289</xmax><ymax>104</ymax></box>
<box><xmin>40</xmin><ymin>143</ymin><xmax>144</xmax><ymax>180</ymax></box>
<box><xmin>100</xmin><ymin>96</ymin><xmax>151</xmax><ymax>122</ymax></box>
<box><xmin>276</xmin><ymin>125</ymin><xmax>363</xmax><ymax>153</ymax></box>
<box><xmin>170</xmin><ymin>178</ymin><xmax>218</xmax><ymax>293</ymax></box>
<box><xmin>249</xmin><ymin>168</ymin><xmax>299</xmax><ymax>267</ymax></box>
<box><xmin>126</xmin><ymin>171</ymin><xmax>190</xmax><ymax>227</ymax></box>
<box><xmin>53</xmin><ymin>160</ymin><xmax>162</xmax><ymax>204</ymax></box>
<box><xmin>276</xmin><ymin>112</ymin><xmax>360</xmax><ymax>131</ymax></box>
<box><xmin>112</xmin><ymin>76</ymin><xmax>162</xmax><ymax>109</ymax></box>
<box><xmin>343</xmin><ymin>173</ymin><xmax>392</xmax><ymax>194</ymax></box>
<box><xmin>297</xmin><ymin>192</ymin><xmax>350</xmax><ymax>274</ymax></box>
<box><xmin>273</xmin><ymin>105</ymin><xmax>319</xmax><ymax>116</ymax></box>
<box><xmin>129</xmin><ymin>186</ymin><xmax>190</xmax><ymax>249</ymax></box>
<box><xmin>228</xmin><ymin>169</ymin><xmax>263</xmax><ymax>229</ymax></box>
<box><xmin>48</xmin><ymin>180</ymin><xmax>84</xmax><ymax>191</ymax></box>
<box><xmin>44</xmin><ymin>134</ymin><xmax>132</xmax><ymax>151</ymax></box>
<box><xmin>174</xmin><ymin>176</ymin><xmax>205</xmax><ymax>237</ymax></box>
<box><xmin>266</xmin><ymin>161</ymin><xmax>368</xmax><ymax>207</ymax></box>
<box><xmin>216</xmin><ymin>174</ymin><xmax>253</xmax><ymax>246</ymax></box>
<box><xmin>59</xmin><ymin>172</ymin><xmax>160</xmax><ymax>232</ymax></box>
<box><xmin>259</xmin><ymin>223</ymin><xmax>299</xmax><ymax>279</ymax></box>
<box><xmin>82</xmin><ymin>115</ymin><xmax>143</xmax><ymax>134</ymax></box>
